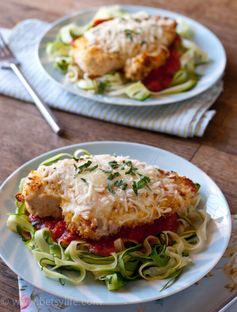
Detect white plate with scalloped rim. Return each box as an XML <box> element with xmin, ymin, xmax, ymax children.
<box><xmin>38</xmin><ymin>5</ymin><xmax>226</xmax><ymax>107</ymax></box>
<box><xmin>0</xmin><ymin>141</ymin><xmax>231</xmax><ymax>304</ymax></box>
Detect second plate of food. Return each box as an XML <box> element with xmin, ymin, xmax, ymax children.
<box><xmin>38</xmin><ymin>5</ymin><xmax>226</xmax><ymax>106</ymax></box>
<box><xmin>0</xmin><ymin>141</ymin><xmax>231</xmax><ymax>304</ymax></box>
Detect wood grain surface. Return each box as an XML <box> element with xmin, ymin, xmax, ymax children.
<box><xmin>0</xmin><ymin>0</ymin><xmax>236</xmax><ymax>311</ymax></box>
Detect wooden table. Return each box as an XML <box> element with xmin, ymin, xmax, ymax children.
<box><xmin>0</xmin><ymin>0</ymin><xmax>236</xmax><ymax>310</ymax></box>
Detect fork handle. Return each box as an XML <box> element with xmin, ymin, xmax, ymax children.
<box><xmin>10</xmin><ymin>63</ymin><xmax>63</xmax><ymax>135</ymax></box>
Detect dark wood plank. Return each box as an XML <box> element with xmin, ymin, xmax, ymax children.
<box><xmin>191</xmin><ymin>145</ymin><xmax>237</xmax><ymax>214</ymax></box>
<box><xmin>0</xmin><ymin>95</ymin><xmax>199</xmax><ymax>182</ymax></box>
<box><xmin>0</xmin><ymin>260</ymin><xmax>20</xmax><ymax>312</ymax></box>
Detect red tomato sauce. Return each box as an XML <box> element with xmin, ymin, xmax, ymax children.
<box><xmin>29</xmin><ymin>214</ymin><xmax>178</xmax><ymax>257</ymax></box>
<box><xmin>92</xmin><ymin>18</ymin><xmax>112</xmax><ymax>27</ymax></box>
<box><xmin>87</xmin><ymin>214</ymin><xmax>178</xmax><ymax>256</ymax></box>
<box><xmin>143</xmin><ymin>36</ymin><xmax>182</xmax><ymax>92</ymax></box>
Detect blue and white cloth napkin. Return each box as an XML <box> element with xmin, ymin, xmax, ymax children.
<box><xmin>0</xmin><ymin>19</ymin><xmax>222</xmax><ymax>137</ymax></box>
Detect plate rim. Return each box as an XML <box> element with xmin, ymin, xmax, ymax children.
<box><xmin>37</xmin><ymin>4</ymin><xmax>227</xmax><ymax>107</ymax></box>
<box><xmin>0</xmin><ymin>141</ymin><xmax>232</xmax><ymax>305</ymax></box>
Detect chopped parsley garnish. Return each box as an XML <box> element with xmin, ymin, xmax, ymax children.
<box><xmin>126</xmin><ymin>166</ymin><xmax>138</xmax><ymax>175</ymax></box>
<box><xmin>75</xmin><ymin>160</ymin><xmax>91</xmax><ymax>172</ymax></box>
<box><xmin>124</xmin><ymin>160</ymin><xmax>138</xmax><ymax>176</ymax></box>
<box><xmin>124</xmin><ymin>29</ymin><xmax>139</xmax><ymax>41</ymax></box>
<box><xmin>120</xmin><ymin>17</ymin><xmax>127</xmax><ymax>22</ymax></box>
<box><xmin>87</xmin><ymin>165</ymin><xmax>98</xmax><ymax>172</ymax></box>
<box><xmin>98</xmin><ymin>81</ymin><xmax>109</xmax><ymax>94</ymax></box>
<box><xmin>107</xmin><ymin>180</ymin><xmax>115</xmax><ymax>194</ymax></box>
<box><xmin>195</xmin><ymin>183</ymin><xmax>201</xmax><ymax>190</ymax></box>
<box><xmin>80</xmin><ymin>178</ymin><xmax>88</xmax><ymax>184</ymax></box>
<box><xmin>104</xmin><ymin>160</ymin><xmax>130</xmax><ymax>193</ymax></box>
<box><xmin>101</xmin><ymin>169</ymin><xmax>113</xmax><ymax>174</ymax></box>
<box><xmin>74</xmin><ymin>161</ymin><xmax>97</xmax><ymax>175</ymax></box>
<box><xmin>108</xmin><ymin>172</ymin><xmax>121</xmax><ymax>181</ymax></box>
<box><xmin>108</xmin><ymin>178</ymin><xmax>127</xmax><ymax>193</ymax></box>
<box><xmin>56</xmin><ymin>59</ymin><xmax>69</xmax><ymax>73</ymax></box>
<box><xmin>108</xmin><ymin>160</ymin><xmax>119</xmax><ymax>169</ymax></box>
<box><xmin>132</xmin><ymin>175</ymin><xmax>151</xmax><ymax>195</ymax></box>
<box><xmin>137</xmin><ymin>175</ymin><xmax>151</xmax><ymax>189</ymax></box>
<box><xmin>132</xmin><ymin>181</ymin><xmax>138</xmax><ymax>195</ymax></box>
<box><xmin>114</xmin><ymin>179</ymin><xmax>128</xmax><ymax>190</ymax></box>
<box><xmin>134</xmin><ymin>18</ymin><xmax>141</xmax><ymax>23</ymax></box>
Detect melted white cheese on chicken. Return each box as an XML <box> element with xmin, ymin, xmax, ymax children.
<box><xmin>21</xmin><ymin>154</ymin><xmax>199</xmax><ymax>239</ymax></box>
<box><xmin>72</xmin><ymin>12</ymin><xmax>177</xmax><ymax>78</ymax></box>
<box><xmin>85</xmin><ymin>12</ymin><xmax>175</xmax><ymax>56</ymax></box>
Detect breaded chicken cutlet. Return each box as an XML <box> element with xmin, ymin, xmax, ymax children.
<box><xmin>17</xmin><ymin>154</ymin><xmax>200</xmax><ymax>240</ymax></box>
<box><xmin>72</xmin><ymin>12</ymin><xmax>177</xmax><ymax>80</ymax></box>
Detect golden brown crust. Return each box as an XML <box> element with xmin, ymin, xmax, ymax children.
<box><xmin>72</xmin><ymin>37</ymin><xmax>124</xmax><ymax>77</ymax></box>
<box><xmin>22</xmin><ymin>172</ymin><xmax>62</xmax><ymax>219</ymax></box>
<box><xmin>15</xmin><ymin>192</ymin><xmax>25</xmax><ymax>203</ymax></box>
<box><xmin>25</xmin><ymin>174</ymin><xmax>43</xmax><ymax>192</ymax></box>
<box><xmin>124</xmin><ymin>47</ymin><xmax>169</xmax><ymax>81</ymax></box>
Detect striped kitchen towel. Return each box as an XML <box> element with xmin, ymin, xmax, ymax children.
<box><xmin>0</xmin><ymin>19</ymin><xmax>222</xmax><ymax>138</ymax></box>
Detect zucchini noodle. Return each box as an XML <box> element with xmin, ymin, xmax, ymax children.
<box><xmin>7</xmin><ymin>149</ymin><xmax>211</xmax><ymax>291</ymax></box>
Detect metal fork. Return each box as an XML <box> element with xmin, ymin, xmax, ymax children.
<box><xmin>0</xmin><ymin>32</ymin><xmax>63</xmax><ymax>135</ymax></box>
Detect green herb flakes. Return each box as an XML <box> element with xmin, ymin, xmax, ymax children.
<box><xmin>74</xmin><ymin>160</ymin><xmax>98</xmax><ymax>175</ymax></box>
<box><xmin>80</xmin><ymin>178</ymin><xmax>88</xmax><ymax>185</ymax></box>
<box><xmin>108</xmin><ymin>160</ymin><xmax>119</xmax><ymax>169</ymax></box>
<box><xmin>114</xmin><ymin>179</ymin><xmax>128</xmax><ymax>190</ymax></box>
<box><xmin>124</xmin><ymin>160</ymin><xmax>138</xmax><ymax>176</ymax></box>
<box><xmin>98</xmin><ymin>81</ymin><xmax>108</xmax><ymax>94</ymax></box>
<box><xmin>195</xmin><ymin>183</ymin><xmax>201</xmax><ymax>190</ymax></box>
<box><xmin>132</xmin><ymin>175</ymin><xmax>151</xmax><ymax>195</ymax></box>
<box><xmin>108</xmin><ymin>172</ymin><xmax>121</xmax><ymax>181</ymax></box>
<box><xmin>87</xmin><ymin>165</ymin><xmax>98</xmax><ymax>172</ymax></box>
<box><xmin>124</xmin><ymin>29</ymin><xmax>139</xmax><ymax>41</ymax></box>
<box><xmin>107</xmin><ymin>181</ymin><xmax>115</xmax><ymax>194</ymax></box>
<box><xmin>101</xmin><ymin>169</ymin><xmax>113</xmax><ymax>174</ymax></box>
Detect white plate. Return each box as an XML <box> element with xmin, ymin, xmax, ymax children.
<box><xmin>38</xmin><ymin>5</ymin><xmax>226</xmax><ymax>107</ymax></box>
<box><xmin>0</xmin><ymin>141</ymin><xmax>231</xmax><ymax>305</ymax></box>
